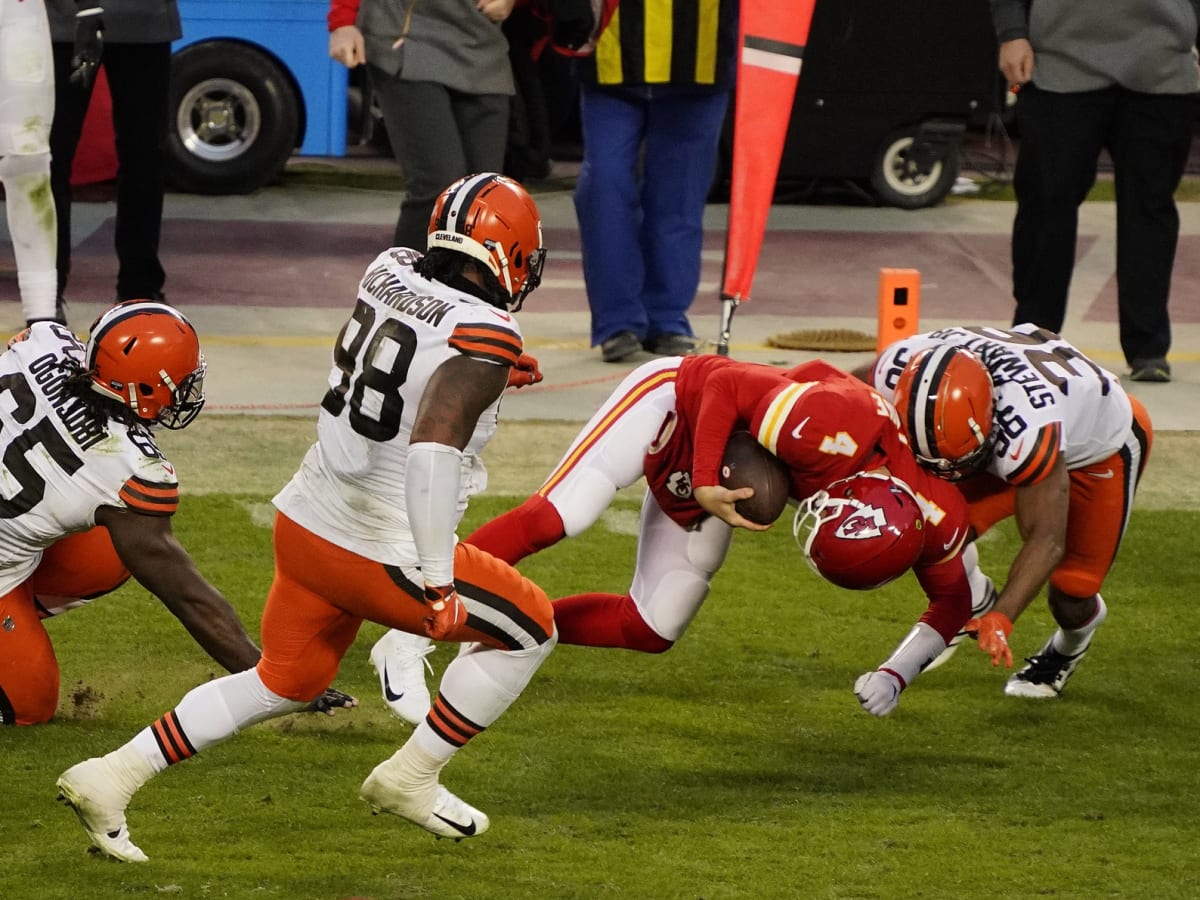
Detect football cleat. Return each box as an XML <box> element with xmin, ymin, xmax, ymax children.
<box><xmin>56</xmin><ymin>758</ymin><xmax>147</xmax><ymax>863</ymax></box>
<box><xmin>369</xmin><ymin>629</ymin><xmax>435</xmax><ymax>725</ymax></box>
<box><xmin>361</xmin><ymin>763</ymin><xmax>490</xmax><ymax>840</ymax></box>
<box><xmin>924</xmin><ymin>573</ymin><xmax>997</xmax><ymax>672</ymax></box>
<box><xmin>1004</xmin><ymin>638</ymin><xmax>1089</xmax><ymax>698</ymax></box>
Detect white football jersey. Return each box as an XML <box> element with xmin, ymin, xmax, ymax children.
<box><xmin>0</xmin><ymin>323</ymin><xmax>180</xmax><ymax>595</ymax></box>
<box><xmin>274</xmin><ymin>248</ymin><xmax>522</xmax><ymax>565</ymax></box>
<box><xmin>872</xmin><ymin>325</ymin><xmax>1133</xmax><ymax>485</ymax></box>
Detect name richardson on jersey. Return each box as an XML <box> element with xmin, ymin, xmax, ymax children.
<box><xmin>27</xmin><ymin>350</ymin><xmax>108</xmax><ymax>452</ymax></box>
<box><xmin>362</xmin><ymin>264</ymin><xmax>453</xmax><ymax>326</ymax></box>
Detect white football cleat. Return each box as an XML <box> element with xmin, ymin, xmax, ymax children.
<box><xmin>369</xmin><ymin>629</ymin><xmax>435</xmax><ymax>725</ymax></box>
<box><xmin>56</xmin><ymin>758</ymin><xmax>147</xmax><ymax>863</ymax></box>
<box><xmin>360</xmin><ymin>762</ymin><xmax>489</xmax><ymax>840</ymax></box>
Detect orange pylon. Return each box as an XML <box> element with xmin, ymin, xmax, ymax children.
<box><xmin>876</xmin><ymin>268</ymin><xmax>921</xmax><ymax>353</ymax></box>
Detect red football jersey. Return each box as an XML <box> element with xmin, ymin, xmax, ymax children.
<box><xmin>643</xmin><ymin>356</ymin><xmax>972</xmax><ymax>641</ymax></box>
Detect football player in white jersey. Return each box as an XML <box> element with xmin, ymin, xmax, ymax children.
<box><xmin>57</xmin><ymin>173</ymin><xmax>556</xmax><ymax>862</ymax></box>
<box><xmin>0</xmin><ymin>0</ymin><xmax>62</xmax><ymax>324</ymax></box>
<box><xmin>0</xmin><ymin>301</ymin><xmax>290</xmax><ymax>729</ymax></box>
<box><xmin>868</xmin><ymin>324</ymin><xmax>1153</xmax><ymax>698</ymax></box>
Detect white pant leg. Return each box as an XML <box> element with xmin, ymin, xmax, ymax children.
<box><xmin>629</xmin><ymin>491</ymin><xmax>734</xmax><ymax>641</ymax></box>
<box><xmin>539</xmin><ymin>357</ymin><xmax>681</xmax><ymax>537</ymax></box>
<box><xmin>0</xmin><ymin>0</ymin><xmax>57</xmax><ymax>321</ymax></box>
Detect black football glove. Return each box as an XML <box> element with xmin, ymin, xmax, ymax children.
<box><xmin>70</xmin><ymin>3</ymin><xmax>105</xmax><ymax>90</ymax></box>
<box><xmin>308</xmin><ymin>686</ymin><xmax>359</xmax><ymax>716</ymax></box>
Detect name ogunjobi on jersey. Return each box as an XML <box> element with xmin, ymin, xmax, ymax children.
<box><xmin>26</xmin><ymin>342</ymin><xmax>108</xmax><ymax>452</ymax></box>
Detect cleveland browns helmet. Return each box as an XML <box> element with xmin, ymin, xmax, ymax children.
<box><xmin>85</xmin><ymin>301</ymin><xmax>207</xmax><ymax>429</ymax></box>
<box><xmin>893</xmin><ymin>345</ymin><xmax>995</xmax><ymax>480</ymax></box>
<box><xmin>793</xmin><ymin>471</ymin><xmax>926</xmax><ymax>590</ymax></box>
<box><xmin>427</xmin><ymin>172</ymin><xmax>546</xmax><ymax>312</ymax></box>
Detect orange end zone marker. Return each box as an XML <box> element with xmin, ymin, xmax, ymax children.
<box><xmin>876</xmin><ymin>268</ymin><xmax>921</xmax><ymax>353</ymax></box>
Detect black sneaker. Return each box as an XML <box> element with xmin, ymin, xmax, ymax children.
<box><xmin>1129</xmin><ymin>358</ymin><xmax>1170</xmax><ymax>383</ymax></box>
<box><xmin>644</xmin><ymin>333</ymin><xmax>697</xmax><ymax>356</ymax></box>
<box><xmin>600</xmin><ymin>330</ymin><xmax>641</xmax><ymax>363</ymax></box>
<box><xmin>1004</xmin><ymin>639</ymin><xmax>1087</xmax><ymax>698</ymax></box>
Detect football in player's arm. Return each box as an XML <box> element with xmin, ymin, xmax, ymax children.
<box><xmin>459</xmin><ymin>356</ymin><xmax>984</xmax><ymax>719</ymax></box>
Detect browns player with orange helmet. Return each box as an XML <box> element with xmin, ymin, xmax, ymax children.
<box><xmin>0</xmin><ymin>302</ymin><xmax>297</xmax><ymax>733</ymax></box>
<box><xmin>871</xmin><ymin>324</ymin><xmax>1153</xmax><ymax>698</ymax></box>
<box><xmin>58</xmin><ymin>174</ymin><xmax>556</xmax><ymax>862</ymax></box>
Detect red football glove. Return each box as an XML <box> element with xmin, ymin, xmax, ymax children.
<box><xmin>965</xmin><ymin>610</ymin><xmax>1014</xmax><ymax>668</ymax></box>
<box><xmin>506</xmin><ymin>353</ymin><xmax>543</xmax><ymax>389</ymax></box>
<box><xmin>423</xmin><ymin>584</ymin><xmax>467</xmax><ymax>640</ymax></box>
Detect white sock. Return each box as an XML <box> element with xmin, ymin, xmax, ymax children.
<box><xmin>414</xmin><ymin>635</ymin><xmax>556</xmax><ymax>760</ymax></box>
<box><xmin>129</xmin><ymin>669</ymin><xmax>304</xmax><ymax>772</ymax></box>
<box><xmin>1051</xmin><ymin>594</ymin><xmax>1107</xmax><ymax>656</ymax></box>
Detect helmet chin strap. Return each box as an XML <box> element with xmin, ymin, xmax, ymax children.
<box><xmin>126</xmin><ymin>382</ymin><xmax>140</xmax><ymax>414</ymax></box>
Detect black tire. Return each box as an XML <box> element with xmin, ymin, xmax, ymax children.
<box><xmin>166</xmin><ymin>42</ymin><xmax>300</xmax><ymax>195</ymax></box>
<box><xmin>869</xmin><ymin>126</ymin><xmax>961</xmax><ymax>210</ymax></box>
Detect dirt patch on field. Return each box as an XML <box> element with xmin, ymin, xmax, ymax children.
<box><xmin>159</xmin><ymin>416</ymin><xmax>1200</xmax><ymax>510</ymax></box>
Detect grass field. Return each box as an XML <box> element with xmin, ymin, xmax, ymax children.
<box><xmin>4</xmin><ymin>463</ymin><xmax>1199</xmax><ymax>900</ymax></box>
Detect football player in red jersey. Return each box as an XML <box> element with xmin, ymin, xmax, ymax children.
<box><xmin>0</xmin><ymin>302</ymin><xmax>305</xmax><ymax>728</ymax></box>
<box><xmin>870</xmin><ymin>325</ymin><xmax>1153</xmax><ymax>698</ymax></box>
<box><xmin>58</xmin><ymin>174</ymin><xmax>555</xmax><ymax>862</ymax></box>
<box><xmin>461</xmin><ymin>355</ymin><xmax>993</xmax><ymax>718</ymax></box>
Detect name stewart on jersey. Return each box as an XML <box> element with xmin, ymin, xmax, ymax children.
<box><xmin>927</xmin><ymin>327</ymin><xmax>1057</xmax><ymax>409</ymax></box>
<box><xmin>361</xmin><ymin>263</ymin><xmax>453</xmax><ymax>326</ymax></box>
<box><xmin>27</xmin><ymin>350</ymin><xmax>107</xmax><ymax>452</ymax></box>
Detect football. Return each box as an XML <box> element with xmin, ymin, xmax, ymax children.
<box><xmin>718</xmin><ymin>431</ymin><xmax>791</xmax><ymax>525</ymax></box>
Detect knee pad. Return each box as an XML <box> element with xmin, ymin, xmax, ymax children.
<box><xmin>0</xmin><ymin>149</ymin><xmax>51</xmax><ymax>181</ymax></box>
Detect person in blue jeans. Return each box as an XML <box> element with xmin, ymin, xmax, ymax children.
<box><xmin>574</xmin><ymin>0</ymin><xmax>737</xmax><ymax>363</ymax></box>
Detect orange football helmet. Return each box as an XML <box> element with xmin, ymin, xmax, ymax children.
<box><xmin>793</xmin><ymin>472</ymin><xmax>926</xmax><ymax>590</ymax></box>
<box><xmin>893</xmin><ymin>345</ymin><xmax>995</xmax><ymax>480</ymax></box>
<box><xmin>427</xmin><ymin>172</ymin><xmax>546</xmax><ymax>311</ymax></box>
<box><xmin>85</xmin><ymin>301</ymin><xmax>207</xmax><ymax>429</ymax></box>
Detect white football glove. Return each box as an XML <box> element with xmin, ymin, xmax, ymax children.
<box><xmin>854</xmin><ymin>669</ymin><xmax>903</xmax><ymax>717</ymax></box>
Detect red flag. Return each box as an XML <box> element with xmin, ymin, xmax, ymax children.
<box><xmin>718</xmin><ymin>0</ymin><xmax>817</xmax><ymax>353</ymax></box>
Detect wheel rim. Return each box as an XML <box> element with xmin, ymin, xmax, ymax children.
<box><xmin>176</xmin><ymin>77</ymin><xmax>262</xmax><ymax>163</ymax></box>
<box><xmin>881</xmin><ymin>135</ymin><xmax>944</xmax><ymax>198</ymax></box>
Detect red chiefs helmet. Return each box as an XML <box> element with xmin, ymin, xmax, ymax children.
<box><xmin>793</xmin><ymin>471</ymin><xmax>926</xmax><ymax>590</ymax></box>
<box><xmin>428</xmin><ymin>172</ymin><xmax>546</xmax><ymax>312</ymax></box>
<box><xmin>85</xmin><ymin>301</ymin><xmax>207</xmax><ymax>429</ymax></box>
<box><xmin>893</xmin><ymin>345</ymin><xmax>995</xmax><ymax>480</ymax></box>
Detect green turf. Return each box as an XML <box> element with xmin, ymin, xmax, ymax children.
<box><xmin>4</xmin><ymin>495</ymin><xmax>1198</xmax><ymax>900</ymax></box>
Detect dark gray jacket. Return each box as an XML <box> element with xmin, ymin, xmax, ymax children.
<box><xmin>47</xmin><ymin>0</ymin><xmax>181</xmax><ymax>44</ymax></box>
<box><xmin>990</xmin><ymin>0</ymin><xmax>1200</xmax><ymax>93</ymax></box>
<box><xmin>358</xmin><ymin>0</ymin><xmax>512</xmax><ymax>94</ymax></box>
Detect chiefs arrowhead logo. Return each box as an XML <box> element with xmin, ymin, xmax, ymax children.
<box><xmin>834</xmin><ymin>505</ymin><xmax>888</xmax><ymax>539</ymax></box>
<box><xmin>666</xmin><ymin>470</ymin><xmax>693</xmax><ymax>499</ymax></box>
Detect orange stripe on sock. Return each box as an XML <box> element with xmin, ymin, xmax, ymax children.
<box><xmin>152</xmin><ymin>718</ymin><xmax>184</xmax><ymax>764</ymax></box>
<box><xmin>428</xmin><ymin>695</ymin><xmax>483</xmax><ymax>746</ymax></box>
